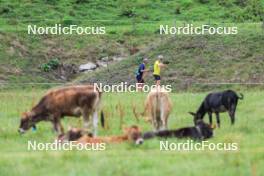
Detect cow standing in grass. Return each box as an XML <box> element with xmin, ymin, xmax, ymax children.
<box><xmin>189</xmin><ymin>90</ymin><xmax>243</xmax><ymax>127</ymax></box>
<box><xmin>18</xmin><ymin>85</ymin><xmax>102</xmax><ymax>136</ymax></box>
<box><xmin>144</xmin><ymin>87</ymin><xmax>172</xmax><ymax>131</ymax></box>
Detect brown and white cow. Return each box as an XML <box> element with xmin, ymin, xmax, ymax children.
<box><xmin>18</xmin><ymin>85</ymin><xmax>102</xmax><ymax>135</ymax></box>
<box><xmin>144</xmin><ymin>87</ymin><xmax>172</xmax><ymax>131</ymax></box>
<box><xmin>57</xmin><ymin>125</ymin><xmax>143</xmax><ymax>145</ymax></box>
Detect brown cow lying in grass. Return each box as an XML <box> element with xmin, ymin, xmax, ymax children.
<box><xmin>57</xmin><ymin>125</ymin><xmax>144</xmax><ymax>145</ymax></box>
<box><xmin>18</xmin><ymin>85</ymin><xmax>102</xmax><ymax>136</ymax></box>
<box><xmin>144</xmin><ymin>87</ymin><xmax>172</xmax><ymax>131</ymax></box>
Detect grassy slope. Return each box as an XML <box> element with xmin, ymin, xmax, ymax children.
<box><xmin>0</xmin><ymin>0</ymin><xmax>263</xmax><ymax>86</ymax></box>
<box><xmin>0</xmin><ymin>90</ymin><xmax>264</xmax><ymax>175</ymax></box>
<box><xmin>78</xmin><ymin>31</ymin><xmax>264</xmax><ymax>91</ymax></box>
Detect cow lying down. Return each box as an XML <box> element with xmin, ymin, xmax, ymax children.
<box><xmin>57</xmin><ymin>125</ymin><xmax>144</xmax><ymax>145</ymax></box>
<box><xmin>143</xmin><ymin>120</ymin><xmax>215</xmax><ymax>140</ymax></box>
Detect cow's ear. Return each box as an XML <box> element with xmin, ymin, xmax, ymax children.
<box><xmin>188</xmin><ymin>112</ymin><xmax>196</xmax><ymax>116</ymax></box>
<box><xmin>22</xmin><ymin>111</ymin><xmax>34</xmax><ymax>120</ymax></box>
<box><xmin>21</xmin><ymin>112</ymin><xmax>27</xmax><ymax>119</ymax></box>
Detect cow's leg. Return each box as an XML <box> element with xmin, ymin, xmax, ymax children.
<box><xmin>157</xmin><ymin>119</ymin><xmax>162</xmax><ymax>131</ymax></box>
<box><xmin>161</xmin><ymin>118</ymin><xmax>167</xmax><ymax>130</ymax></box>
<box><xmin>152</xmin><ymin>115</ymin><xmax>158</xmax><ymax>131</ymax></box>
<box><xmin>228</xmin><ymin>104</ymin><xmax>236</xmax><ymax>125</ymax></box>
<box><xmin>216</xmin><ymin>112</ymin><xmax>220</xmax><ymax>128</ymax></box>
<box><xmin>52</xmin><ymin>117</ymin><xmax>64</xmax><ymax>135</ymax></box>
<box><xmin>208</xmin><ymin>112</ymin><xmax>213</xmax><ymax>125</ymax></box>
<box><xmin>92</xmin><ymin>110</ymin><xmax>98</xmax><ymax>136</ymax></box>
<box><xmin>163</xmin><ymin>117</ymin><xmax>168</xmax><ymax>130</ymax></box>
<box><xmin>161</xmin><ymin>109</ymin><xmax>169</xmax><ymax>130</ymax></box>
<box><xmin>151</xmin><ymin>108</ymin><xmax>158</xmax><ymax>131</ymax></box>
<box><xmin>156</xmin><ymin>113</ymin><xmax>162</xmax><ymax>131</ymax></box>
<box><xmin>82</xmin><ymin>108</ymin><xmax>92</xmax><ymax>132</ymax></box>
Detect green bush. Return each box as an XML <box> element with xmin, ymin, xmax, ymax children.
<box><xmin>40</xmin><ymin>64</ymin><xmax>52</xmax><ymax>72</ymax></box>
<box><xmin>48</xmin><ymin>58</ymin><xmax>60</xmax><ymax>69</ymax></box>
<box><xmin>40</xmin><ymin>59</ymin><xmax>60</xmax><ymax>72</ymax></box>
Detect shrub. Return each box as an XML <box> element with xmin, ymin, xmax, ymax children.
<box><xmin>40</xmin><ymin>59</ymin><xmax>60</xmax><ymax>72</ymax></box>
<box><xmin>48</xmin><ymin>58</ymin><xmax>60</xmax><ymax>69</ymax></box>
<box><xmin>40</xmin><ymin>64</ymin><xmax>52</xmax><ymax>72</ymax></box>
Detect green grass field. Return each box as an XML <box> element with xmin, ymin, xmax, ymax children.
<box><xmin>0</xmin><ymin>0</ymin><xmax>263</xmax><ymax>175</ymax></box>
<box><xmin>0</xmin><ymin>89</ymin><xmax>264</xmax><ymax>176</ymax></box>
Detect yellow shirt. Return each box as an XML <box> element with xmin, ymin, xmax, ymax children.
<box><xmin>153</xmin><ymin>60</ymin><xmax>160</xmax><ymax>76</ymax></box>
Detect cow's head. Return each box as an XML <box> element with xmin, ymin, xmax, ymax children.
<box><xmin>195</xmin><ymin>120</ymin><xmax>215</xmax><ymax>139</ymax></box>
<box><xmin>18</xmin><ymin>112</ymin><xmax>36</xmax><ymax>134</ymax></box>
<box><xmin>123</xmin><ymin>125</ymin><xmax>143</xmax><ymax>145</ymax></box>
<box><xmin>188</xmin><ymin>112</ymin><xmax>203</xmax><ymax>125</ymax></box>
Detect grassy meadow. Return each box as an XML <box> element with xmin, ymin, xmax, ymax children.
<box><xmin>0</xmin><ymin>89</ymin><xmax>264</xmax><ymax>176</ymax></box>
<box><xmin>0</xmin><ymin>0</ymin><xmax>264</xmax><ymax>175</ymax></box>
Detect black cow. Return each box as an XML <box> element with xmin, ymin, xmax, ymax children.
<box><xmin>189</xmin><ymin>90</ymin><xmax>243</xmax><ymax>127</ymax></box>
<box><xmin>143</xmin><ymin>120</ymin><xmax>214</xmax><ymax>140</ymax></box>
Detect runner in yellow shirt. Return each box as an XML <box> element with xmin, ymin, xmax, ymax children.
<box><xmin>153</xmin><ymin>55</ymin><xmax>166</xmax><ymax>86</ymax></box>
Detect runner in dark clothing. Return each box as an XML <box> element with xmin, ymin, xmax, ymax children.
<box><xmin>136</xmin><ymin>58</ymin><xmax>149</xmax><ymax>91</ymax></box>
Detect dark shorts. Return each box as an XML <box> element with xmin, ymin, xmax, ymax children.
<box><xmin>136</xmin><ymin>75</ymin><xmax>144</xmax><ymax>83</ymax></box>
<box><xmin>153</xmin><ymin>75</ymin><xmax>161</xmax><ymax>81</ymax></box>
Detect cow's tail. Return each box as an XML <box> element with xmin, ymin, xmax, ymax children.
<box><xmin>238</xmin><ymin>93</ymin><xmax>244</xmax><ymax>100</ymax></box>
<box><xmin>100</xmin><ymin>110</ymin><xmax>105</xmax><ymax>128</ymax></box>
